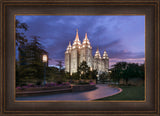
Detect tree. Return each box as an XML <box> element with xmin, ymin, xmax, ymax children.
<box><xmin>16</xmin><ymin>19</ymin><xmax>29</xmax><ymax>86</ymax></box>
<box><xmin>71</xmin><ymin>72</ymin><xmax>80</xmax><ymax>80</ymax></box>
<box><xmin>16</xmin><ymin>19</ymin><xmax>29</xmax><ymax>50</ymax></box>
<box><xmin>78</xmin><ymin>61</ymin><xmax>90</xmax><ymax>79</ymax></box>
<box><xmin>56</xmin><ymin>60</ymin><xmax>63</xmax><ymax>72</ymax></box>
<box><xmin>17</xmin><ymin>36</ymin><xmax>48</xmax><ymax>85</ymax></box>
<box><xmin>99</xmin><ymin>72</ymin><xmax>108</xmax><ymax>83</ymax></box>
<box><xmin>139</xmin><ymin>64</ymin><xmax>145</xmax><ymax>80</ymax></box>
<box><xmin>90</xmin><ymin>69</ymin><xmax>98</xmax><ymax>80</ymax></box>
<box><xmin>110</xmin><ymin>62</ymin><xmax>145</xmax><ymax>85</ymax></box>
<box><xmin>110</xmin><ymin>62</ymin><xmax>127</xmax><ymax>83</ymax></box>
<box><xmin>64</xmin><ymin>72</ymin><xmax>71</xmax><ymax>80</ymax></box>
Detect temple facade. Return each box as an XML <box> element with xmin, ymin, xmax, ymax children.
<box><xmin>65</xmin><ymin>30</ymin><xmax>109</xmax><ymax>75</ymax></box>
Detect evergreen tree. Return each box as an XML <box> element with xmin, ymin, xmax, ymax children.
<box><xmin>16</xmin><ymin>19</ymin><xmax>29</xmax><ymax>86</ymax></box>
<box><xmin>16</xmin><ymin>19</ymin><xmax>29</xmax><ymax>50</ymax></box>
<box><xmin>78</xmin><ymin>61</ymin><xmax>90</xmax><ymax>79</ymax></box>
<box><xmin>18</xmin><ymin>36</ymin><xmax>48</xmax><ymax>85</ymax></box>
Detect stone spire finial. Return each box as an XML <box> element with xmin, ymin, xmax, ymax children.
<box><xmin>82</xmin><ymin>32</ymin><xmax>92</xmax><ymax>49</ymax></box>
<box><xmin>85</xmin><ymin>33</ymin><xmax>88</xmax><ymax>38</ymax></box>
<box><xmin>72</xmin><ymin>29</ymin><xmax>81</xmax><ymax>49</ymax></box>
<box><xmin>69</xmin><ymin>41</ymin><xmax>71</xmax><ymax>46</ymax></box>
<box><xmin>94</xmin><ymin>47</ymin><xmax>101</xmax><ymax>59</ymax></box>
<box><xmin>97</xmin><ymin>47</ymin><xmax>99</xmax><ymax>51</ymax></box>
<box><xmin>103</xmin><ymin>50</ymin><xmax>108</xmax><ymax>59</ymax></box>
<box><xmin>65</xmin><ymin>41</ymin><xmax>72</xmax><ymax>53</ymax></box>
<box><xmin>75</xmin><ymin>29</ymin><xmax>79</xmax><ymax>39</ymax></box>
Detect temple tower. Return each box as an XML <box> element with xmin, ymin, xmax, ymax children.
<box><xmin>93</xmin><ymin>48</ymin><xmax>102</xmax><ymax>74</ymax></box>
<box><xmin>70</xmin><ymin>29</ymin><xmax>81</xmax><ymax>74</ymax></box>
<box><xmin>79</xmin><ymin>33</ymin><xmax>93</xmax><ymax>69</ymax></box>
<box><xmin>65</xmin><ymin>41</ymin><xmax>72</xmax><ymax>72</ymax></box>
<box><xmin>102</xmin><ymin>50</ymin><xmax>109</xmax><ymax>72</ymax></box>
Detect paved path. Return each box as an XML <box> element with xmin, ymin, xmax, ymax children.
<box><xmin>16</xmin><ymin>84</ymin><xmax>121</xmax><ymax>101</ymax></box>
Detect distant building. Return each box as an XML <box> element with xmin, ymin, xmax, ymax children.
<box><xmin>65</xmin><ymin>30</ymin><xmax>109</xmax><ymax>75</ymax></box>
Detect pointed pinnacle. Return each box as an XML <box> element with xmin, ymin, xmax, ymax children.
<box><xmin>85</xmin><ymin>33</ymin><xmax>88</xmax><ymax>38</ymax></box>
<box><xmin>75</xmin><ymin>29</ymin><xmax>79</xmax><ymax>39</ymax></box>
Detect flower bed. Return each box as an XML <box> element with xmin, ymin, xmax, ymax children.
<box><xmin>16</xmin><ymin>82</ymin><xmax>71</xmax><ymax>91</ymax></box>
<box><xmin>16</xmin><ymin>82</ymin><xmax>72</xmax><ymax>97</ymax></box>
<box><xmin>16</xmin><ymin>82</ymin><xmax>96</xmax><ymax>97</ymax></box>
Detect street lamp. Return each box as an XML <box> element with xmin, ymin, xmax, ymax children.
<box><xmin>90</xmin><ymin>67</ymin><xmax>92</xmax><ymax>71</ymax></box>
<box><xmin>42</xmin><ymin>54</ymin><xmax>48</xmax><ymax>86</ymax></box>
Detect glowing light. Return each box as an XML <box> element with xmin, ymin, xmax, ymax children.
<box><xmin>42</xmin><ymin>55</ymin><xmax>48</xmax><ymax>62</ymax></box>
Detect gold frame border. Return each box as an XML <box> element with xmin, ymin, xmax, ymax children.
<box><xmin>1</xmin><ymin>1</ymin><xmax>159</xmax><ymax>115</ymax></box>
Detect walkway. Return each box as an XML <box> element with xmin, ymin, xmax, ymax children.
<box><xmin>16</xmin><ymin>84</ymin><xmax>121</xmax><ymax>101</ymax></box>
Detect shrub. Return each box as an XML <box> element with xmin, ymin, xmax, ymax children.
<box><xmin>36</xmin><ymin>81</ymin><xmax>42</xmax><ymax>85</ymax></box>
<box><xmin>16</xmin><ymin>86</ymin><xmax>21</xmax><ymax>89</ymax></box>
<box><xmin>57</xmin><ymin>81</ymin><xmax>62</xmax><ymax>85</ymax></box>
<box><xmin>27</xmin><ymin>84</ymin><xmax>35</xmax><ymax>87</ymax></box>
<box><xmin>78</xmin><ymin>81</ymin><xmax>89</xmax><ymax>85</ymax></box>
<box><xmin>90</xmin><ymin>82</ymin><xmax>95</xmax><ymax>85</ymax></box>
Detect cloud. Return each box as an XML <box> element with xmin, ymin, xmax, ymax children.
<box><xmin>16</xmin><ymin>15</ymin><xmax>145</xmax><ymax>68</ymax></box>
<box><xmin>108</xmin><ymin>49</ymin><xmax>144</xmax><ymax>59</ymax></box>
<box><xmin>109</xmin><ymin>58</ymin><xmax>145</xmax><ymax>68</ymax></box>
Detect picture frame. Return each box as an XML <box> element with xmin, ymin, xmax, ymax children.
<box><xmin>0</xmin><ymin>0</ymin><xmax>159</xmax><ymax>115</ymax></box>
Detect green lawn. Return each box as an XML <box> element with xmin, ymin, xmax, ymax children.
<box><xmin>96</xmin><ymin>85</ymin><xmax>145</xmax><ymax>100</ymax></box>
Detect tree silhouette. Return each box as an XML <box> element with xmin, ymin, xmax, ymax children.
<box><xmin>78</xmin><ymin>61</ymin><xmax>90</xmax><ymax>79</ymax></box>
<box><xmin>110</xmin><ymin>62</ymin><xmax>144</xmax><ymax>85</ymax></box>
<box><xmin>16</xmin><ymin>19</ymin><xmax>29</xmax><ymax>50</ymax></box>
<box><xmin>56</xmin><ymin>60</ymin><xmax>63</xmax><ymax>72</ymax></box>
<box><xmin>17</xmin><ymin>36</ymin><xmax>48</xmax><ymax>85</ymax></box>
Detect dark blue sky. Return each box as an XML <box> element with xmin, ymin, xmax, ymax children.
<box><xmin>16</xmin><ymin>15</ymin><xmax>145</xmax><ymax>68</ymax></box>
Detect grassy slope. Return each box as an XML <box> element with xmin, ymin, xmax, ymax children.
<box><xmin>96</xmin><ymin>85</ymin><xmax>145</xmax><ymax>100</ymax></box>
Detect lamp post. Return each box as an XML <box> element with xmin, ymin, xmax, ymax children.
<box><xmin>42</xmin><ymin>54</ymin><xmax>47</xmax><ymax>86</ymax></box>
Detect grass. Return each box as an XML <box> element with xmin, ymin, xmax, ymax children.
<box><xmin>95</xmin><ymin>85</ymin><xmax>145</xmax><ymax>100</ymax></box>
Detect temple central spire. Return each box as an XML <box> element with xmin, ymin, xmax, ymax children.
<box><xmin>72</xmin><ymin>29</ymin><xmax>81</xmax><ymax>49</ymax></box>
<box><xmin>75</xmin><ymin>29</ymin><xmax>79</xmax><ymax>40</ymax></box>
<box><xmin>85</xmin><ymin>33</ymin><xmax>87</xmax><ymax>38</ymax></box>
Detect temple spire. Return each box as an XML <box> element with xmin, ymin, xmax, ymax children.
<box><xmin>94</xmin><ymin>47</ymin><xmax>101</xmax><ymax>59</ymax></box>
<box><xmin>65</xmin><ymin>41</ymin><xmax>72</xmax><ymax>53</ymax></box>
<box><xmin>72</xmin><ymin>29</ymin><xmax>81</xmax><ymax>49</ymax></box>
<box><xmin>75</xmin><ymin>29</ymin><xmax>79</xmax><ymax>40</ymax></box>
<box><xmin>103</xmin><ymin>50</ymin><xmax>108</xmax><ymax>59</ymax></box>
<box><xmin>69</xmin><ymin>41</ymin><xmax>71</xmax><ymax>46</ymax></box>
<box><xmin>82</xmin><ymin>32</ymin><xmax>92</xmax><ymax>49</ymax></box>
<box><xmin>85</xmin><ymin>33</ymin><xmax>88</xmax><ymax>38</ymax></box>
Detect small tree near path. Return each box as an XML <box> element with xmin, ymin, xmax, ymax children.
<box><xmin>78</xmin><ymin>61</ymin><xmax>90</xmax><ymax>80</ymax></box>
